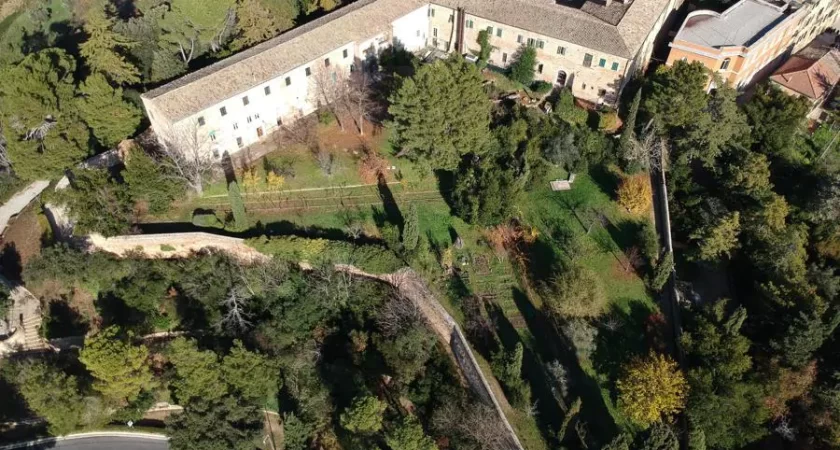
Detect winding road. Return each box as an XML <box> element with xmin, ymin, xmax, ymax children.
<box><xmin>0</xmin><ymin>432</ymin><xmax>169</xmax><ymax>450</ymax></box>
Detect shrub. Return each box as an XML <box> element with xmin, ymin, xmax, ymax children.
<box><xmin>554</xmin><ymin>89</ymin><xmax>588</xmax><ymax>126</ymax></box>
<box><xmin>543</xmin><ymin>266</ymin><xmax>608</xmax><ymax>319</ymax></box>
<box><xmin>192</xmin><ymin>211</ymin><xmax>224</xmax><ymax>229</ymax></box>
<box><xmin>477</xmin><ymin>30</ymin><xmax>492</xmax><ymax>67</ymax></box>
<box><xmin>617</xmin><ymin>173</ymin><xmax>652</xmax><ymax>214</ymax></box>
<box><xmin>530</xmin><ymin>80</ymin><xmax>552</xmax><ymax>95</ymax></box>
<box><xmin>317</xmin><ymin>109</ymin><xmax>335</xmax><ymax>125</ymax></box>
<box><xmin>160</xmin><ymin>244</ymin><xmax>176</xmax><ymax>252</ymax></box>
<box><xmin>508</xmin><ymin>45</ymin><xmax>537</xmax><ymax>85</ymax></box>
<box><xmin>599</xmin><ymin>110</ymin><xmax>619</xmax><ymax>131</ymax></box>
<box><xmin>246</xmin><ymin>236</ymin><xmax>404</xmax><ymax>273</ymax></box>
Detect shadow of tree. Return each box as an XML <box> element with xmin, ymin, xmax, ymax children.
<box><xmin>591</xmin><ymin>301</ymin><xmax>656</xmax><ymax>400</ymax></box>
<box><xmin>0</xmin><ymin>243</ymin><xmax>22</xmax><ymax>282</ymax></box>
<box><xmin>44</xmin><ymin>298</ymin><xmax>90</xmax><ymax>339</ymax></box>
<box><xmin>96</xmin><ymin>293</ymin><xmax>153</xmax><ymax>335</ymax></box>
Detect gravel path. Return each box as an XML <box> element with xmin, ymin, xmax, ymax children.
<box><xmin>0</xmin><ymin>181</ymin><xmax>49</xmax><ymax>235</ymax></box>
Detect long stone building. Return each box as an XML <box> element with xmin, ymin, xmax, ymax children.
<box><xmin>141</xmin><ymin>0</ymin><xmax>679</xmax><ymax>158</ymax></box>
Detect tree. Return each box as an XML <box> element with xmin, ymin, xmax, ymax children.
<box><xmin>157</xmin><ymin>119</ymin><xmax>218</xmax><ymax>195</ymax></box>
<box><xmin>554</xmin><ymin>88</ymin><xmax>588</xmax><ymax>126</ymax></box>
<box><xmin>651</xmin><ymin>252</ymin><xmax>674</xmax><ymax>291</ymax></box>
<box><xmin>508</xmin><ymin>45</ymin><xmax>537</xmax><ymax>85</ymax></box>
<box><xmin>389</xmin><ymin>56</ymin><xmax>491</xmax><ymax>170</ymax></box>
<box><xmin>167</xmin><ymin>337</ymin><xmax>229</xmax><ymax>405</ymax></box>
<box><xmin>282</xmin><ymin>413</ymin><xmax>315</xmax><ymax>450</ymax></box>
<box><xmin>221</xmin><ymin>340</ymin><xmax>281</xmax><ymax>403</ymax></box>
<box><xmin>619</xmin><ymin>88</ymin><xmax>642</xmax><ymax>169</ymax></box>
<box><xmin>310</xmin><ymin>64</ymin><xmax>351</xmax><ymax>132</ymax></box>
<box><xmin>167</xmin><ymin>396</ymin><xmax>263</xmax><ymax>450</ymax></box>
<box><xmin>644</xmin><ymin>61</ymin><xmax>709</xmax><ymax>130</ymax></box>
<box><xmin>76</xmin><ymin>74</ymin><xmax>142</xmax><ymax>148</ymax></box>
<box><xmin>617</xmin><ymin>352</ymin><xmax>687</xmax><ymax>427</ymax></box>
<box><xmin>146</xmin><ymin>0</ymin><xmax>238</xmax><ymax>63</ymax></box>
<box><xmin>59</xmin><ymin>169</ymin><xmax>134</xmax><ymax>236</ymax></box>
<box><xmin>260</xmin><ymin>0</ymin><xmax>299</xmax><ymax>31</ymax></box>
<box><xmin>720</xmin><ymin>146</ymin><xmax>771</xmax><ymax>198</ymax></box>
<box><xmin>0</xmin><ymin>48</ymin><xmax>89</xmax><ymax>180</ymax></box>
<box><xmin>476</xmin><ymin>29</ymin><xmax>492</xmax><ymax>67</ymax></box>
<box><xmin>543</xmin><ymin>266</ymin><xmax>608</xmax><ymax>319</ymax></box>
<box><xmin>4</xmin><ymin>361</ymin><xmax>85</xmax><ymax>435</ymax></box>
<box><xmin>743</xmin><ymin>83</ymin><xmax>810</xmax><ymax>159</ymax></box>
<box><xmin>689</xmin><ymin>211</ymin><xmax>740</xmax><ymax>262</ymax></box>
<box><xmin>452</xmin><ymin>155</ymin><xmax>522</xmax><ymax>226</ymax></box>
<box><xmin>679</xmin><ymin>82</ymin><xmax>750</xmax><ymax>165</ymax></box>
<box><xmin>123</xmin><ymin>148</ymin><xmax>184</xmax><ymax>214</ymax></box>
<box><xmin>617</xmin><ymin>173</ymin><xmax>653</xmax><ymax>214</ymax></box>
<box><xmin>543</xmin><ymin>128</ymin><xmax>581</xmax><ymax>172</ymax></box>
<box><xmin>230</xmin><ymin>0</ymin><xmax>280</xmax><ymax>50</ymax></box>
<box><xmin>346</xmin><ymin>67</ymin><xmax>376</xmax><ymax>136</ymax></box>
<box><xmin>339</xmin><ymin>395</ymin><xmax>387</xmax><ymax>434</ymax></box>
<box><xmin>771</xmin><ymin>309</ymin><xmax>840</xmax><ymax>368</ymax></box>
<box><xmin>228</xmin><ymin>180</ymin><xmax>248</xmax><ymax>230</ymax></box>
<box><xmin>492</xmin><ymin>342</ymin><xmax>532</xmax><ymax>408</ymax></box>
<box><xmin>79</xmin><ymin>326</ymin><xmax>154</xmax><ymax>406</ymax></box>
<box><xmin>639</xmin><ymin>423</ymin><xmax>679</xmax><ymax>450</ymax></box>
<box><xmin>79</xmin><ymin>1</ymin><xmax>141</xmax><ymax>84</ymax></box>
<box><xmin>402</xmin><ymin>203</ymin><xmax>420</xmax><ymax>252</ymax></box>
<box><xmin>377</xmin><ymin>325</ymin><xmax>435</xmax><ymax>382</ymax></box>
<box><xmin>386</xmin><ymin>416</ymin><xmax>439</xmax><ymax>450</ymax></box>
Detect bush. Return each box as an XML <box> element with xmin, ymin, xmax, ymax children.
<box><xmin>530</xmin><ymin>80</ymin><xmax>552</xmax><ymax>95</ymax></box>
<box><xmin>543</xmin><ymin>266</ymin><xmax>608</xmax><ymax>319</ymax></box>
<box><xmin>246</xmin><ymin>236</ymin><xmax>404</xmax><ymax>273</ymax></box>
<box><xmin>617</xmin><ymin>174</ymin><xmax>652</xmax><ymax>214</ymax></box>
<box><xmin>599</xmin><ymin>110</ymin><xmax>619</xmax><ymax>131</ymax></box>
<box><xmin>554</xmin><ymin>89</ymin><xmax>588</xmax><ymax>126</ymax></box>
<box><xmin>509</xmin><ymin>45</ymin><xmax>537</xmax><ymax>85</ymax></box>
<box><xmin>192</xmin><ymin>211</ymin><xmax>224</xmax><ymax>229</ymax></box>
<box><xmin>317</xmin><ymin>109</ymin><xmax>335</xmax><ymax>125</ymax></box>
<box><xmin>562</xmin><ymin>319</ymin><xmax>598</xmax><ymax>360</ymax></box>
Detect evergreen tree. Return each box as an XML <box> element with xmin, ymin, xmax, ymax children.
<box><xmin>228</xmin><ymin>180</ymin><xmax>248</xmax><ymax>231</ymax></box>
<box><xmin>221</xmin><ymin>340</ymin><xmax>281</xmax><ymax>403</ymax></box>
<box><xmin>402</xmin><ymin>203</ymin><xmax>420</xmax><ymax>252</ymax></box>
<box><xmin>389</xmin><ymin>56</ymin><xmax>491</xmax><ymax>170</ymax></box>
<box><xmin>123</xmin><ymin>148</ymin><xmax>184</xmax><ymax>214</ymax></box>
<box><xmin>60</xmin><ymin>169</ymin><xmax>135</xmax><ymax>236</ymax></box>
<box><xmin>167</xmin><ymin>337</ymin><xmax>229</xmax><ymax>405</ymax></box>
<box><xmin>339</xmin><ymin>395</ymin><xmax>386</xmax><ymax>434</ymax></box>
<box><xmin>476</xmin><ymin>29</ymin><xmax>491</xmax><ymax>67</ymax></box>
<box><xmin>76</xmin><ymin>73</ymin><xmax>142</xmax><ymax>148</ymax></box>
<box><xmin>166</xmin><ymin>396</ymin><xmax>262</xmax><ymax>450</ymax></box>
<box><xmin>79</xmin><ymin>326</ymin><xmax>154</xmax><ymax>406</ymax></box>
<box><xmin>385</xmin><ymin>416</ymin><xmax>439</xmax><ymax>450</ymax></box>
<box><xmin>644</xmin><ymin>61</ymin><xmax>709</xmax><ymax>130</ymax></box>
<box><xmin>230</xmin><ymin>0</ymin><xmax>280</xmax><ymax>50</ymax></box>
<box><xmin>619</xmin><ymin>87</ymin><xmax>641</xmax><ymax>169</ymax></box>
<box><xmin>743</xmin><ymin>82</ymin><xmax>811</xmax><ymax>159</ymax></box>
<box><xmin>79</xmin><ymin>1</ymin><xmax>141</xmax><ymax>84</ymax></box>
<box><xmin>772</xmin><ymin>309</ymin><xmax>840</xmax><ymax>368</ymax></box>
<box><xmin>4</xmin><ymin>361</ymin><xmax>86</xmax><ymax>435</ymax></box>
<box><xmin>508</xmin><ymin>45</ymin><xmax>537</xmax><ymax>85</ymax></box>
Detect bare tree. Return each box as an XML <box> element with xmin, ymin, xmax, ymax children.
<box><xmin>376</xmin><ymin>293</ymin><xmax>423</xmax><ymax>337</ymax></box>
<box><xmin>277</xmin><ymin>112</ymin><xmax>318</xmax><ymax>150</ymax></box>
<box><xmin>345</xmin><ymin>66</ymin><xmax>376</xmax><ymax>136</ymax></box>
<box><xmin>624</xmin><ymin>120</ymin><xmax>666</xmax><ymax>172</ymax></box>
<box><xmin>774</xmin><ymin>416</ymin><xmax>796</xmax><ymax>441</ymax></box>
<box><xmin>219</xmin><ymin>284</ymin><xmax>252</xmax><ymax>333</ymax></box>
<box><xmin>309</xmin><ymin>64</ymin><xmax>351</xmax><ymax>132</ymax></box>
<box><xmin>546</xmin><ymin>360</ymin><xmax>569</xmax><ymax>402</ymax></box>
<box><xmin>431</xmin><ymin>402</ymin><xmax>513</xmax><ymax>450</ymax></box>
<box><xmin>155</xmin><ymin>119</ymin><xmax>218</xmax><ymax>196</ymax></box>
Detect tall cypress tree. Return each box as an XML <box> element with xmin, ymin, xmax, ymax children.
<box><xmin>228</xmin><ymin>181</ymin><xmax>248</xmax><ymax>231</ymax></box>
<box><xmin>620</xmin><ymin>87</ymin><xmax>642</xmax><ymax>167</ymax></box>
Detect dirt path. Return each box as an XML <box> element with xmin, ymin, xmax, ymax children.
<box><xmin>0</xmin><ymin>181</ymin><xmax>49</xmax><ymax>236</ymax></box>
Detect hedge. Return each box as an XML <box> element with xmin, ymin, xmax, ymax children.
<box><xmin>246</xmin><ymin>236</ymin><xmax>404</xmax><ymax>273</ymax></box>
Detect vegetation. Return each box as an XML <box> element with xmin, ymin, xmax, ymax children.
<box><xmin>509</xmin><ymin>46</ymin><xmax>538</xmax><ymax>85</ymax></box>
<box><xmin>617</xmin><ymin>352</ymin><xmax>687</xmax><ymax>428</ymax></box>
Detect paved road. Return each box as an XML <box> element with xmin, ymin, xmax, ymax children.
<box><xmin>0</xmin><ymin>433</ymin><xmax>169</xmax><ymax>450</ymax></box>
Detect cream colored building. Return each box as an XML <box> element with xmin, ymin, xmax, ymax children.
<box><xmin>141</xmin><ymin>0</ymin><xmax>680</xmax><ymax>158</ymax></box>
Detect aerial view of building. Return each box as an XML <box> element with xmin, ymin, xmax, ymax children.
<box><xmin>666</xmin><ymin>0</ymin><xmax>840</xmax><ymax>89</ymax></box>
<box><xmin>141</xmin><ymin>0</ymin><xmax>680</xmax><ymax>158</ymax></box>
<box><xmin>770</xmin><ymin>31</ymin><xmax>840</xmax><ymax>120</ymax></box>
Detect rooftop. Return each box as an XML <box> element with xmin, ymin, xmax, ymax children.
<box><xmin>676</xmin><ymin>0</ymin><xmax>789</xmax><ymax>48</ymax></box>
<box><xmin>771</xmin><ymin>33</ymin><xmax>840</xmax><ymax>100</ymax></box>
<box><xmin>143</xmin><ymin>0</ymin><xmax>673</xmax><ymax>123</ymax></box>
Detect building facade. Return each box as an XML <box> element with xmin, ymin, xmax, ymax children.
<box><xmin>666</xmin><ymin>0</ymin><xmax>840</xmax><ymax>89</ymax></box>
<box><xmin>142</xmin><ymin>0</ymin><xmax>679</xmax><ymax>158</ymax></box>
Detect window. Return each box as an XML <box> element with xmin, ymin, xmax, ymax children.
<box><xmin>527</xmin><ymin>37</ymin><xmax>536</xmax><ymax>47</ymax></box>
<box><xmin>220</xmin><ymin>106</ymin><xmax>227</xmax><ymax>116</ymax></box>
<box><xmin>502</xmin><ymin>53</ymin><xmax>508</xmax><ymax>64</ymax></box>
<box><xmin>242</xmin><ymin>96</ymin><xmax>249</xmax><ymax>106</ymax></box>
<box><xmin>416</xmin><ymin>30</ymin><xmax>421</xmax><ymax>37</ymax></box>
<box><xmin>233</xmin><ymin>122</ymin><xmax>239</xmax><ymax>130</ymax></box>
<box><xmin>197</xmin><ymin>116</ymin><xmax>205</xmax><ymax>127</ymax></box>
<box><xmin>466</xmin><ymin>19</ymin><xmax>474</xmax><ymax>29</ymax></box>
<box><xmin>343</xmin><ymin>49</ymin><xmax>348</xmax><ymax>58</ymax></box>
<box><xmin>285</xmin><ymin>76</ymin><xmax>291</xmax><ymax>86</ymax></box>
<box><xmin>448</xmin><ymin>14</ymin><xmax>453</xmax><ymax>23</ymax></box>
<box><xmin>486</xmin><ymin>26</ymin><xmax>493</xmax><ymax>35</ymax></box>
<box><xmin>496</xmin><ymin>28</ymin><xmax>503</xmax><ymax>38</ymax></box>
<box><xmin>598</xmin><ymin>89</ymin><xmax>607</xmax><ymax>97</ymax></box>
<box><xmin>537</xmin><ymin>64</ymin><xmax>543</xmax><ymax>74</ymax></box>
<box><xmin>557</xmin><ymin>46</ymin><xmax>566</xmax><ymax>55</ymax></box>
<box><xmin>236</xmin><ymin>137</ymin><xmax>243</xmax><ymax>148</ymax></box>
<box><xmin>433</xmin><ymin>27</ymin><xmax>438</xmax><ymax>38</ymax></box>
<box><xmin>429</xmin><ymin>7</ymin><xmax>435</xmax><ymax>17</ymax></box>
<box><xmin>305</xmin><ymin>67</ymin><xmax>311</xmax><ymax>76</ymax></box>
<box><xmin>611</xmin><ymin>62</ymin><xmax>619</xmax><ymax>71</ymax></box>
<box><xmin>247</xmin><ymin>116</ymin><xmax>253</xmax><ymax>124</ymax></box>
<box><xmin>255</xmin><ymin>113</ymin><xmax>260</xmax><ymax>119</ymax></box>
<box><xmin>720</xmin><ymin>58</ymin><xmax>731</xmax><ymax>70</ymax></box>
<box><xmin>276</xmin><ymin>117</ymin><xmax>283</xmax><ymax>126</ymax></box>
<box><xmin>209</xmin><ymin>131</ymin><xmax>216</xmax><ymax>141</ymax></box>
<box><xmin>583</xmin><ymin>53</ymin><xmax>593</xmax><ymax>67</ymax></box>
<box><xmin>598</xmin><ymin>58</ymin><xmax>606</xmax><ymax>68</ymax></box>
<box><xmin>536</xmin><ymin>40</ymin><xmax>545</xmax><ymax>49</ymax></box>
<box><xmin>264</xmin><ymin>86</ymin><xmax>271</xmax><ymax>95</ymax></box>
<box><xmin>324</xmin><ymin>58</ymin><xmax>330</xmax><ymax>67</ymax></box>
<box><xmin>517</xmin><ymin>35</ymin><xmax>523</xmax><ymax>44</ymax></box>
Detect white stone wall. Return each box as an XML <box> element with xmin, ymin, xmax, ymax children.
<box><xmin>392</xmin><ymin>5</ymin><xmax>431</xmax><ymax>51</ymax></box>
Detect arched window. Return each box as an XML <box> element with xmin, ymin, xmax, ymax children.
<box><xmin>720</xmin><ymin>58</ymin><xmax>731</xmax><ymax>71</ymax></box>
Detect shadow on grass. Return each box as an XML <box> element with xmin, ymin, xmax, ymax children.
<box><xmin>591</xmin><ymin>301</ymin><xmax>655</xmax><ymax>399</ymax></box>
<box><xmin>589</xmin><ymin>164</ymin><xmax>621</xmax><ymax>198</ymax></box>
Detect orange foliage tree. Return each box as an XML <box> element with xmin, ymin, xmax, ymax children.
<box><xmin>617</xmin><ymin>173</ymin><xmax>653</xmax><ymax>214</ymax></box>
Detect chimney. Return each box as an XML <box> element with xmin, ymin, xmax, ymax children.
<box><xmin>605</xmin><ymin>0</ymin><xmax>612</xmax><ymax>6</ymax></box>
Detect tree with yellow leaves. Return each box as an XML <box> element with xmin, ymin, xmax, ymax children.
<box><xmin>617</xmin><ymin>352</ymin><xmax>687</xmax><ymax>427</ymax></box>
<box><xmin>617</xmin><ymin>173</ymin><xmax>652</xmax><ymax>215</ymax></box>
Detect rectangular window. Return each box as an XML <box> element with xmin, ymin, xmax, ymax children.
<box><xmin>276</xmin><ymin>117</ymin><xmax>283</xmax><ymax>126</ymax></box>
<box><xmin>496</xmin><ymin>28</ymin><xmax>502</xmax><ymax>38</ymax></box>
<box><xmin>429</xmin><ymin>7</ymin><xmax>435</xmax><ymax>17</ymax></box>
<box><xmin>611</xmin><ymin>62</ymin><xmax>619</xmax><ymax>71</ymax></box>
<box><xmin>247</xmin><ymin>116</ymin><xmax>253</xmax><ymax>124</ymax></box>
<box><xmin>233</xmin><ymin>122</ymin><xmax>239</xmax><ymax>130</ymax></box>
<box><xmin>236</xmin><ymin>137</ymin><xmax>243</xmax><ymax>148</ymax></box>
<box><xmin>324</xmin><ymin>58</ymin><xmax>330</xmax><ymax>67</ymax></box>
<box><xmin>264</xmin><ymin>86</ymin><xmax>271</xmax><ymax>95</ymax></box>
<box><xmin>517</xmin><ymin>35</ymin><xmax>523</xmax><ymax>44</ymax></box>
<box><xmin>537</xmin><ymin>40</ymin><xmax>545</xmax><ymax>49</ymax></box>
<box><xmin>502</xmin><ymin>53</ymin><xmax>508</xmax><ymax>64</ymax></box>
<box><xmin>242</xmin><ymin>96</ymin><xmax>249</xmax><ymax>106</ymax></box>
<box><xmin>448</xmin><ymin>14</ymin><xmax>453</xmax><ymax>23</ymax></box>
<box><xmin>583</xmin><ymin>53</ymin><xmax>593</xmax><ymax>67</ymax></box>
<box><xmin>538</xmin><ymin>64</ymin><xmax>544</xmax><ymax>74</ymax></box>
<box><xmin>305</xmin><ymin>67</ymin><xmax>311</xmax><ymax>76</ymax></box>
<box><xmin>285</xmin><ymin>77</ymin><xmax>291</xmax><ymax>86</ymax></box>
<box><xmin>433</xmin><ymin>28</ymin><xmax>438</xmax><ymax>38</ymax></box>
<box><xmin>255</xmin><ymin>113</ymin><xmax>260</xmax><ymax>119</ymax></box>
<box><xmin>209</xmin><ymin>131</ymin><xmax>216</xmax><ymax>141</ymax></box>
<box><xmin>220</xmin><ymin>106</ymin><xmax>227</xmax><ymax>116</ymax></box>
<box><xmin>486</xmin><ymin>26</ymin><xmax>493</xmax><ymax>35</ymax></box>
<box><xmin>557</xmin><ymin>46</ymin><xmax>566</xmax><ymax>55</ymax></box>
<box><xmin>527</xmin><ymin>37</ymin><xmax>536</xmax><ymax>47</ymax></box>
<box><xmin>466</xmin><ymin>19</ymin><xmax>474</xmax><ymax>29</ymax></box>
<box><xmin>343</xmin><ymin>49</ymin><xmax>348</xmax><ymax>58</ymax></box>
<box><xmin>598</xmin><ymin>89</ymin><xmax>607</xmax><ymax>97</ymax></box>
<box><xmin>598</xmin><ymin>58</ymin><xmax>607</xmax><ymax>68</ymax></box>
<box><xmin>197</xmin><ymin>116</ymin><xmax>205</xmax><ymax>127</ymax></box>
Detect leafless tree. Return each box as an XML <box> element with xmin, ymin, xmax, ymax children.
<box><xmin>309</xmin><ymin>64</ymin><xmax>351</xmax><ymax>132</ymax></box>
<box><xmin>624</xmin><ymin>120</ymin><xmax>666</xmax><ymax>172</ymax></box>
<box><xmin>774</xmin><ymin>416</ymin><xmax>796</xmax><ymax>441</ymax></box>
<box><xmin>376</xmin><ymin>293</ymin><xmax>423</xmax><ymax>337</ymax></box>
<box><xmin>219</xmin><ymin>284</ymin><xmax>252</xmax><ymax>333</ymax></box>
<box><xmin>575</xmin><ymin>421</ymin><xmax>590</xmax><ymax>449</ymax></box>
<box><xmin>155</xmin><ymin>119</ymin><xmax>218</xmax><ymax>196</ymax></box>
<box><xmin>601</xmin><ymin>314</ymin><xmax>623</xmax><ymax>332</ymax></box>
<box><xmin>546</xmin><ymin>360</ymin><xmax>569</xmax><ymax>402</ymax></box>
<box><xmin>431</xmin><ymin>402</ymin><xmax>513</xmax><ymax>450</ymax></box>
<box><xmin>210</xmin><ymin>8</ymin><xmax>236</xmax><ymax>52</ymax></box>
<box><xmin>277</xmin><ymin>113</ymin><xmax>318</xmax><ymax>150</ymax></box>
<box><xmin>20</xmin><ymin>116</ymin><xmax>57</xmax><ymax>153</ymax></box>
<box><xmin>344</xmin><ymin>66</ymin><xmax>376</xmax><ymax>136</ymax></box>
<box><xmin>311</xmin><ymin>267</ymin><xmax>353</xmax><ymax>308</ymax></box>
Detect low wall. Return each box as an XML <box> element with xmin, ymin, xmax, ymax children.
<box><xmin>85</xmin><ymin>232</ymin><xmax>268</xmax><ymax>263</ymax></box>
<box><xmin>0</xmin><ymin>180</ymin><xmax>49</xmax><ymax>235</ymax></box>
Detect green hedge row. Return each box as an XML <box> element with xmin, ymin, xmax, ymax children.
<box><xmin>246</xmin><ymin>236</ymin><xmax>404</xmax><ymax>273</ymax></box>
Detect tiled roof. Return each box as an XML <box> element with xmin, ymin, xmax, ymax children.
<box><xmin>771</xmin><ymin>36</ymin><xmax>840</xmax><ymax>100</ymax></box>
<box><xmin>143</xmin><ymin>0</ymin><xmax>672</xmax><ymax>123</ymax></box>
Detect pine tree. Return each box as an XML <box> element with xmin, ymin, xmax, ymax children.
<box><xmin>402</xmin><ymin>203</ymin><xmax>420</xmax><ymax>251</ymax></box>
<box><xmin>228</xmin><ymin>180</ymin><xmax>248</xmax><ymax>231</ymax></box>
<box><xmin>509</xmin><ymin>45</ymin><xmax>537</xmax><ymax>85</ymax></box>
<box><xmin>77</xmin><ymin>73</ymin><xmax>142</xmax><ymax>148</ymax></box>
<box><xmin>620</xmin><ymin>88</ymin><xmax>642</xmax><ymax>170</ymax></box>
<box><xmin>80</xmin><ymin>0</ymin><xmax>141</xmax><ymax>84</ymax></box>
<box><xmin>339</xmin><ymin>395</ymin><xmax>386</xmax><ymax>434</ymax></box>
<box><xmin>79</xmin><ymin>326</ymin><xmax>154</xmax><ymax>406</ymax></box>
<box><xmin>772</xmin><ymin>309</ymin><xmax>840</xmax><ymax>368</ymax></box>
